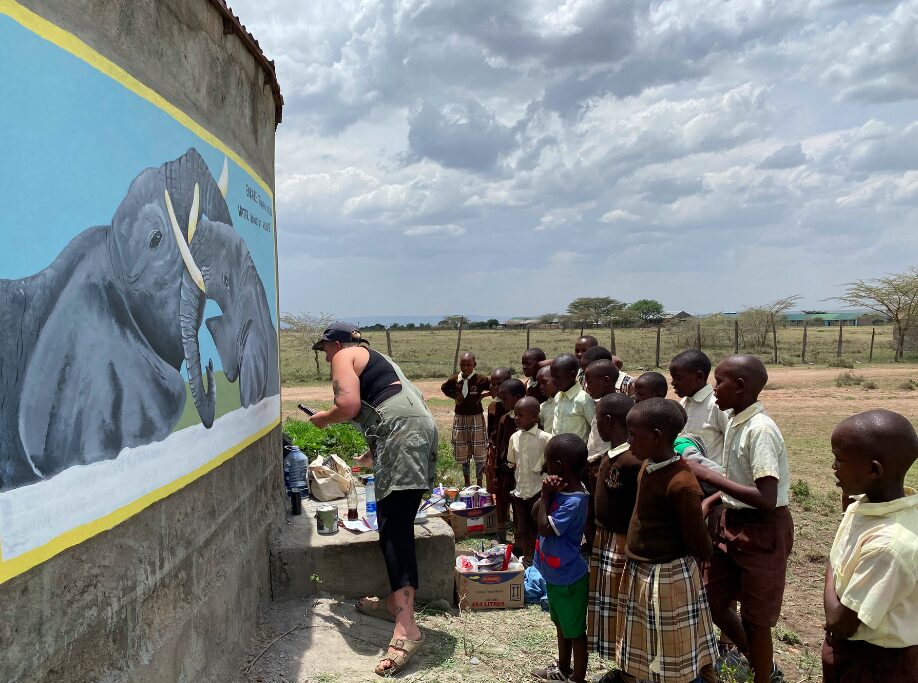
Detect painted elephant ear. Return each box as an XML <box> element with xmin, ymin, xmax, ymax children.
<box><xmin>162</xmin><ymin>148</ymin><xmax>231</xmax><ymax>240</ymax></box>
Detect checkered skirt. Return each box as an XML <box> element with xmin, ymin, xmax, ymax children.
<box><xmin>451</xmin><ymin>413</ymin><xmax>487</xmax><ymax>464</ymax></box>
<box><xmin>587</xmin><ymin>528</ymin><xmax>628</xmax><ymax>659</ymax></box>
<box><xmin>616</xmin><ymin>556</ymin><xmax>717</xmax><ymax>683</ymax></box>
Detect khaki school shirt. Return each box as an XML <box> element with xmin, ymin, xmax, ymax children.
<box><xmin>679</xmin><ymin>384</ymin><xmax>729</xmax><ymax>466</ymax></box>
<box><xmin>830</xmin><ymin>490</ymin><xmax>918</xmax><ymax>648</ymax></box>
<box><xmin>507</xmin><ymin>425</ymin><xmax>551</xmax><ymax>499</ymax></box>
<box><xmin>552</xmin><ymin>384</ymin><xmax>595</xmax><ymax>443</ymax></box>
<box><xmin>720</xmin><ymin>402</ymin><xmax>790</xmax><ymax>510</ymax></box>
<box><xmin>540</xmin><ymin>394</ymin><xmax>556</xmax><ymax>434</ymax></box>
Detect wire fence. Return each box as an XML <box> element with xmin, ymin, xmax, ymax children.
<box><xmin>281</xmin><ymin>320</ymin><xmax>905</xmax><ymax>383</ymax></box>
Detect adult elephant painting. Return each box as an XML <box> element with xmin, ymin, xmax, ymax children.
<box><xmin>0</xmin><ymin>149</ymin><xmax>279</xmax><ymax>492</ymax></box>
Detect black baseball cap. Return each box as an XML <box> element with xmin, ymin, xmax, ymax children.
<box><xmin>312</xmin><ymin>322</ymin><xmax>368</xmax><ymax>350</ymax></box>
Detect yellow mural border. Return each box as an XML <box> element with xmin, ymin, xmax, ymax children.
<box><xmin>0</xmin><ymin>1</ymin><xmax>282</xmax><ymax>583</ymax></box>
<box><xmin>0</xmin><ymin>0</ymin><xmax>273</xmax><ymax>200</ymax></box>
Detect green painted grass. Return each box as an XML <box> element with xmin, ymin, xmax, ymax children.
<box><xmin>172</xmin><ymin>371</ymin><xmax>243</xmax><ymax>432</ymax></box>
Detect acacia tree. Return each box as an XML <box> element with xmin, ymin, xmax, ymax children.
<box><xmin>737</xmin><ymin>295</ymin><xmax>800</xmax><ymax>349</ymax></box>
<box><xmin>280</xmin><ymin>311</ymin><xmax>335</xmax><ymax>377</ymax></box>
<box><xmin>836</xmin><ymin>268</ymin><xmax>918</xmax><ymax>361</ymax></box>
<box><xmin>566</xmin><ymin>297</ymin><xmax>626</xmax><ymax>325</ymax></box>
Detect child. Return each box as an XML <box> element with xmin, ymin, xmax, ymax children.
<box><xmin>575</xmin><ymin>335</ymin><xmax>599</xmax><ymax>387</ymax></box>
<box><xmin>822</xmin><ymin>409</ymin><xmax>918</xmax><ymax>682</ymax></box>
<box><xmin>587</xmin><ymin>393</ymin><xmax>641</xmax><ymax>668</ymax></box>
<box><xmin>550</xmin><ymin>354</ymin><xmax>595</xmax><ymax>443</ymax></box>
<box><xmin>523</xmin><ymin>348</ymin><xmax>549</xmax><ymax>402</ymax></box>
<box><xmin>617</xmin><ymin>398</ymin><xmax>717</xmax><ymax>683</ymax></box>
<box><xmin>632</xmin><ymin>371</ymin><xmax>668</xmax><ymax>403</ymax></box>
<box><xmin>486</xmin><ymin>367</ymin><xmax>512</xmax><ymax>493</ymax></box>
<box><xmin>531</xmin><ymin>434</ymin><xmax>591</xmax><ymax>683</ymax></box>
<box><xmin>584</xmin><ymin>359</ymin><xmax>620</xmax><ymax>457</ymax></box>
<box><xmin>493</xmin><ymin>378</ymin><xmax>527</xmax><ymax>543</ymax></box>
<box><xmin>670</xmin><ymin>350</ymin><xmax>728</xmax><ymax>467</ymax></box>
<box><xmin>609</xmin><ymin>355</ymin><xmax>636</xmax><ymax>396</ymax></box>
<box><xmin>507</xmin><ymin>396</ymin><xmax>551</xmax><ymax>563</ymax></box>
<box><xmin>689</xmin><ymin>355</ymin><xmax>792</xmax><ymax>683</ymax></box>
<box><xmin>537</xmin><ymin>366</ymin><xmax>559</xmax><ymax>434</ymax></box>
<box><xmin>441</xmin><ymin>352</ymin><xmax>491</xmax><ymax>486</ymax></box>
<box><xmin>580</xmin><ymin>346</ymin><xmax>613</xmax><ymax>390</ymax></box>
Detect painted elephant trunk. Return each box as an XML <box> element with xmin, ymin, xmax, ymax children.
<box><xmin>180</xmin><ymin>270</ymin><xmax>215</xmax><ymax>428</ymax></box>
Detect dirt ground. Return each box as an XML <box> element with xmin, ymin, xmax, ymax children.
<box><xmin>270</xmin><ymin>365</ymin><xmax>918</xmax><ymax>682</ymax></box>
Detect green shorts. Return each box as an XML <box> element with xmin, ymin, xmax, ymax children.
<box><xmin>546</xmin><ymin>574</ymin><xmax>589</xmax><ymax>639</ymax></box>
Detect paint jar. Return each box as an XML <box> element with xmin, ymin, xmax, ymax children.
<box><xmin>458</xmin><ymin>492</ymin><xmax>475</xmax><ymax>509</ymax></box>
<box><xmin>316</xmin><ymin>504</ymin><xmax>339</xmax><ymax>535</ymax></box>
<box><xmin>476</xmin><ymin>489</ymin><xmax>491</xmax><ymax>507</ymax></box>
<box><xmin>445</xmin><ymin>488</ymin><xmax>460</xmax><ymax>503</ymax></box>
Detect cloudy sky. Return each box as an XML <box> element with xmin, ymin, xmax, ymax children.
<box><xmin>230</xmin><ymin>0</ymin><xmax>918</xmax><ymax>320</ymax></box>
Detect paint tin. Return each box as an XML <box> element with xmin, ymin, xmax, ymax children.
<box><xmin>476</xmin><ymin>489</ymin><xmax>491</xmax><ymax>507</ymax></box>
<box><xmin>316</xmin><ymin>504</ymin><xmax>339</xmax><ymax>535</ymax></box>
<box><xmin>445</xmin><ymin>487</ymin><xmax>460</xmax><ymax>503</ymax></box>
<box><xmin>458</xmin><ymin>492</ymin><xmax>475</xmax><ymax>509</ymax></box>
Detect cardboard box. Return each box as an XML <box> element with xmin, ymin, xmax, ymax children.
<box><xmin>449</xmin><ymin>509</ymin><xmax>497</xmax><ymax>539</ymax></box>
<box><xmin>454</xmin><ymin>550</ymin><xmax>524</xmax><ymax>610</ymax></box>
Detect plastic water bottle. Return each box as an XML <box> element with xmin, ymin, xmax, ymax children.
<box><xmin>287</xmin><ymin>446</ymin><xmax>308</xmax><ymax>493</ymax></box>
<box><xmin>365</xmin><ymin>475</ymin><xmax>377</xmax><ymax>522</ymax></box>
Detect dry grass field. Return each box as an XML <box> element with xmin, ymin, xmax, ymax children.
<box><xmin>281</xmin><ymin>343</ymin><xmax>918</xmax><ymax>681</ymax></box>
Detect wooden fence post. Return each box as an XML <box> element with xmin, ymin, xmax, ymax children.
<box><xmin>801</xmin><ymin>324</ymin><xmax>808</xmax><ymax>363</ymax></box>
<box><xmin>386</xmin><ymin>328</ymin><xmax>393</xmax><ymax>356</ymax></box>
<box><xmin>610</xmin><ymin>321</ymin><xmax>617</xmax><ymax>356</ymax></box>
<box><xmin>452</xmin><ymin>317</ymin><xmax>464</xmax><ymax>374</ymax></box>
<box><xmin>734</xmin><ymin>319</ymin><xmax>739</xmax><ymax>354</ymax></box>
<box><xmin>770</xmin><ymin>313</ymin><xmax>778</xmax><ymax>364</ymax></box>
<box><xmin>696</xmin><ymin>323</ymin><xmax>702</xmax><ymax>351</ymax></box>
<box><xmin>837</xmin><ymin>321</ymin><xmax>844</xmax><ymax>358</ymax></box>
<box><xmin>869</xmin><ymin>327</ymin><xmax>876</xmax><ymax>362</ymax></box>
<box><xmin>655</xmin><ymin>326</ymin><xmax>662</xmax><ymax>368</ymax></box>
<box><xmin>526</xmin><ymin>325</ymin><xmax>531</xmax><ymax>351</ymax></box>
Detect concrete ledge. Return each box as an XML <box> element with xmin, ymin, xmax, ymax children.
<box><xmin>271</xmin><ymin>491</ymin><xmax>455</xmax><ymax>603</ymax></box>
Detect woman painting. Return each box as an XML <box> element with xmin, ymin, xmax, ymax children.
<box><xmin>308</xmin><ymin>322</ymin><xmax>437</xmax><ymax>676</ymax></box>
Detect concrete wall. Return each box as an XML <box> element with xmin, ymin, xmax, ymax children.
<box><xmin>0</xmin><ymin>1</ymin><xmax>283</xmax><ymax>681</ymax></box>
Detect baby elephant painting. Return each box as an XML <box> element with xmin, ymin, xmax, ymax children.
<box><xmin>0</xmin><ymin>148</ymin><xmax>279</xmax><ymax>491</ymax></box>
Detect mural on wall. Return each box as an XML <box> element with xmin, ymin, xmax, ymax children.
<box><xmin>0</xmin><ymin>3</ymin><xmax>280</xmax><ymax>582</ymax></box>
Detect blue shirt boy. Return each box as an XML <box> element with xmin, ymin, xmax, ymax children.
<box><xmin>534</xmin><ymin>488</ymin><xmax>590</xmax><ymax>586</ymax></box>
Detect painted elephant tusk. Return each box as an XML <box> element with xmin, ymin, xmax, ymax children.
<box><xmin>164</xmin><ymin>189</ymin><xmax>206</xmax><ymax>293</ymax></box>
<box><xmin>187</xmin><ymin>183</ymin><xmax>199</xmax><ymax>245</ymax></box>
<box><xmin>218</xmin><ymin>157</ymin><xmax>229</xmax><ymax>198</ymax></box>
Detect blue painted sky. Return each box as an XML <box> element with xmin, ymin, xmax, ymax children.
<box><xmin>0</xmin><ymin>13</ymin><xmax>278</xmax><ymax>376</ymax></box>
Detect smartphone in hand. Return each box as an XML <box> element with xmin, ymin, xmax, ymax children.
<box><xmin>297</xmin><ymin>403</ymin><xmax>316</xmax><ymax>416</ymax></box>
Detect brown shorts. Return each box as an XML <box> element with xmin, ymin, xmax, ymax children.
<box><xmin>822</xmin><ymin>633</ymin><xmax>918</xmax><ymax>682</ymax></box>
<box><xmin>704</xmin><ymin>506</ymin><xmax>793</xmax><ymax>627</ymax></box>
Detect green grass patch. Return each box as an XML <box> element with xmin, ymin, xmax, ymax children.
<box><xmin>283</xmin><ymin>418</ymin><xmax>367</xmax><ymax>458</ymax></box>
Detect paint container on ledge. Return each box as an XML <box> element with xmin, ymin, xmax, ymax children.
<box><xmin>316</xmin><ymin>504</ymin><xmax>339</xmax><ymax>534</ymax></box>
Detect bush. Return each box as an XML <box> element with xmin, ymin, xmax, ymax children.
<box><xmin>863</xmin><ymin>381</ymin><xmax>878</xmax><ymax>390</ymax></box>
<box><xmin>835</xmin><ymin>371</ymin><xmax>863</xmax><ymax>387</ymax></box>
<box><xmin>283</xmin><ymin>419</ymin><xmax>367</xmax><ymax>458</ymax></box>
<box><xmin>829</xmin><ymin>357</ymin><xmax>854</xmax><ymax>368</ymax></box>
<box><xmin>899</xmin><ymin>380</ymin><xmax>918</xmax><ymax>391</ymax></box>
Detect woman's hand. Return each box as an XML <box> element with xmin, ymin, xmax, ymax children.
<box><xmin>353</xmin><ymin>450</ymin><xmax>374</xmax><ymax>468</ymax></box>
<box><xmin>309</xmin><ymin>412</ymin><xmax>332</xmax><ymax>429</ymax></box>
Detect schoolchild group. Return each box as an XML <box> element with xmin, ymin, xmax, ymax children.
<box><xmin>440</xmin><ymin>337</ymin><xmax>918</xmax><ymax>683</ymax></box>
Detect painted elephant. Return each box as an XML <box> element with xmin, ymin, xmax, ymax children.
<box><xmin>174</xmin><ymin>215</ymin><xmax>280</xmax><ymax>422</ymax></box>
<box><xmin>0</xmin><ymin>148</ymin><xmax>275</xmax><ymax>491</ymax></box>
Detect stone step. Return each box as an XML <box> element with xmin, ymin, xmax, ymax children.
<box><xmin>269</xmin><ymin>489</ymin><xmax>455</xmax><ymax>603</ymax></box>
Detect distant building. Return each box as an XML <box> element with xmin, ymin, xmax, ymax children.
<box><xmin>783</xmin><ymin>310</ymin><xmax>887</xmax><ymax>327</ymax></box>
<box><xmin>661</xmin><ymin>311</ymin><xmax>693</xmax><ymax>325</ymax></box>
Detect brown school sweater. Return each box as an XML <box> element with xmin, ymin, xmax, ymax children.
<box><xmin>441</xmin><ymin>373</ymin><xmax>490</xmax><ymax>415</ymax></box>
<box><xmin>625</xmin><ymin>458</ymin><xmax>712</xmax><ymax>563</ymax></box>
<box><xmin>594</xmin><ymin>447</ymin><xmax>641</xmax><ymax>535</ymax></box>
<box><xmin>487</xmin><ymin>398</ymin><xmax>508</xmax><ymax>443</ymax></box>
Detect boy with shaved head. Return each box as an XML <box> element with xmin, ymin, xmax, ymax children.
<box><xmin>536</xmin><ymin>366</ymin><xmax>558</xmax><ymax>434</ymax></box>
<box><xmin>442</xmin><ymin>352</ymin><xmax>491</xmax><ymax>486</ymax></box>
<box><xmin>823</xmin><ymin>409</ymin><xmax>918</xmax><ymax>682</ymax></box>
<box><xmin>689</xmin><ymin>355</ymin><xmax>792</xmax><ymax>683</ymax></box>
<box><xmin>550</xmin><ymin>354</ymin><xmax>596</xmax><ymax>444</ymax></box>
<box><xmin>632</xmin><ymin>371</ymin><xmax>668</xmax><ymax>403</ymax></box>
<box><xmin>522</xmin><ymin>348</ymin><xmax>549</xmax><ymax>403</ymax></box>
<box><xmin>574</xmin><ymin>335</ymin><xmax>599</xmax><ymax>387</ymax></box>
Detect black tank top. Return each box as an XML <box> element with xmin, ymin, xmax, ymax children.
<box><xmin>359</xmin><ymin>348</ymin><xmax>401</xmax><ymax>406</ymax></box>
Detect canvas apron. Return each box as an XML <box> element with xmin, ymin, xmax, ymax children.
<box><xmin>350</xmin><ymin>355</ymin><xmax>438</xmax><ymax>501</ymax></box>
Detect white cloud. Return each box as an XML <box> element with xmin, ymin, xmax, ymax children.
<box><xmin>227</xmin><ymin>0</ymin><xmax>918</xmax><ymax>317</ymax></box>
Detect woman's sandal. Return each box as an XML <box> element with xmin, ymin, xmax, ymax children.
<box><xmin>355</xmin><ymin>597</ymin><xmax>396</xmax><ymax>623</ymax></box>
<box><xmin>374</xmin><ymin>632</ymin><xmax>425</xmax><ymax>676</ymax></box>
